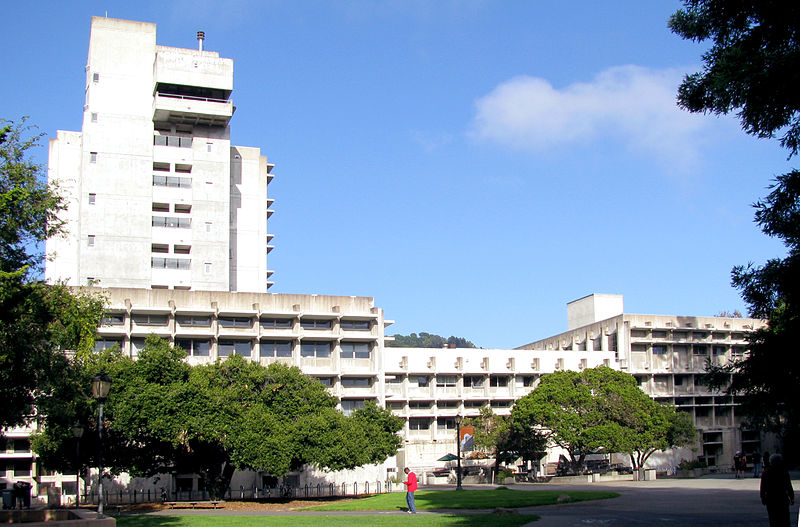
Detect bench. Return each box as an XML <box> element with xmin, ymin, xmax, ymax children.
<box><xmin>164</xmin><ymin>501</ymin><xmax>221</xmax><ymax>509</ymax></box>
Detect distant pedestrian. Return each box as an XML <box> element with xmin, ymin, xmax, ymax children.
<box><xmin>760</xmin><ymin>454</ymin><xmax>794</xmax><ymax>527</ymax></box>
<box><xmin>753</xmin><ymin>452</ymin><xmax>762</xmax><ymax>478</ymax></box>
<box><xmin>403</xmin><ymin>467</ymin><xmax>418</xmax><ymax>514</ymax></box>
<box><xmin>734</xmin><ymin>451</ymin><xmax>745</xmax><ymax>478</ymax></box>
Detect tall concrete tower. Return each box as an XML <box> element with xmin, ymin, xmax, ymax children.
<box><xmin>46</xmin><ymin>17</ymin><xmax>274</xmax><ymax>292</ymax></box>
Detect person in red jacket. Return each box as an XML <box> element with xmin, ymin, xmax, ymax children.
<box><xmin>403</xmin><ymin>467</ymin><xmax>417</xmax><ymax>514</ymax></box>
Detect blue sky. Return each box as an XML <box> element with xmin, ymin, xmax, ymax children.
<box><xmin>1</xmin><ymin>1</ymin><xmax>791</xmax><ymax>348</ymax></box>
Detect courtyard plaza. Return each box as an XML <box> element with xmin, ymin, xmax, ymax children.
<box><xmin>133</xmin><ymin>472</ymin><xmax>799</xmax><ymax>526</ymax></box>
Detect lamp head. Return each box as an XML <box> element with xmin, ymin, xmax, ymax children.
<box><xmin>91</xmin><ymin>371</ymin><xmax>112</xmax><ymax>400</ymax></box>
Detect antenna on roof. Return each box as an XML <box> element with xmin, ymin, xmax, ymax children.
<box><xmin>197</xmin><ymin>31</ymin><xmax>205</xmax><ymax>51</ymax></box>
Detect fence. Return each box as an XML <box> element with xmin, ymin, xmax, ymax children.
<box><xmin>80</xmin><ymin>480</ymin><xmax>393</xmax><ymax>506</ymax></box>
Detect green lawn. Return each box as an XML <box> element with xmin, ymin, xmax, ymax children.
<box><xmin>116</xmin><ymin>514</ymin><xmax>540</xmax><ymax>527</ymax></box>
<box><xmin>303</xmin><ymin>489</ymin><xmax>619</xmax><ymax>511</ymax></box>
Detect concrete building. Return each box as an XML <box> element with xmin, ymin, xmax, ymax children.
<box><xmin>1</xmin><ymin>16</ymin><xmax>766</xmax><ymax>502</ymax></box>
<box><xmin>517</xmin><ymin>294</ymin><xmax>768</xmax><ymax>469</ymax></box>
<box><xmin>46</xmin><ymin>17</ymin><xmax>274</xmax><ymax>293</ymax></box>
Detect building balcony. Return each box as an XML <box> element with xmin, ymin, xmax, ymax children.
<box><xmin>153</xmin><ymin>93</ymin><xmax>234</xmax><ymax>127</ymax></box>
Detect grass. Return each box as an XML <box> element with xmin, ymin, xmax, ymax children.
<box><xmin>303</xmin><ymin>489</ymin><xmax>619</xmax><ymax>511</ymax></box>
<box><xmin>116</xmin><ymin>515</ymin><xmax>540</xmax><ymax>527</ymax></box>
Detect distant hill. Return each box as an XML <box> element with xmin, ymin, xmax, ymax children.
<box><xmin>387</xmin><ymin>332</ymin><xmax>477</xmax><ymax>348</ymax></box>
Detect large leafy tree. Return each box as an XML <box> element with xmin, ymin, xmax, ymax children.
<box><xmin>670</xmin><ymin>1</ymin><xmax>800</xmax><ymax>454</ymax></box>
<box><xmin>33</xmin><ymin>336</ymin><xmax>403</xmax><ymax>498</ymax></box>
<box><xmin>465</xmin><ymin>406</ymin><xmax>546</xmax><ymax>479</ymax></box>
<box><xmin>513</xmin><ymin>367</ymin><xmax>695</xmax><ymax>473</ymax></box>
<box><xmin>0</xmin><ymin>117</ymin><xmax>104</xmax><ymax>429</ymax></box>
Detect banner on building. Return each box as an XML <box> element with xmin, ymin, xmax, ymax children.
<box><xmin>459</xmin><ymin>426</ymin><xmax>474</xmax><ymax>452</ymax></box>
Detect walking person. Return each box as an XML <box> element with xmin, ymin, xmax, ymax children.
<box><xmin>403</xmin><ymin>467</ymin><xmax>418</xmax><ymax>514</ymax></box>
<box><xmin>753</xmin><ymin>452</ymin><xmax>762</xmax><ymax>478</ymax></box>
<box><xmin>760</xmin><ymin>453</ymin><xmax>794</xmax><ymax>527</ymax></box>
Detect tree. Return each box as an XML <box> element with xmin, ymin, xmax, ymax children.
<box><xmin>33</xmin><ymin>336</ymin><xmax>403</xmax><ymax>498</ymax></box>
<box><xmin>388</xmin><ymin>332</ymin><xmax>477</xmax><ymax>348</ymax></box>
<box><xmin>0</xmin><ymin>117</ymin><xmax>104</xmax><ymax>429</ymax></box>
<box><xmin>512</xmin><ymin>367</ymin><xmax>695</xmax><ymax>473</ymax></box>
<box><xmin>465</xmin><ymin>406</ymin><xmax>546</xmax><ymax>480</ymax></box>
<box><xmin>671</xmin><ymin>1</ymin><xmax>800</xmax><ymax>455</ymax></box>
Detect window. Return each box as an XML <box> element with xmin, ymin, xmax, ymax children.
<box><xmin>218</xmin><ymin>339</ymin><xmax>251</xmax><ymax>357</ymax></box>
<box><xmin>261</xmin><ymin>318</ymin><xmax>293</xmax><ymax>329</ymax></box>
<box><xmin>175</xmin><ymin>164</ymin><xmax>192</xmax><ymax>173</ymax></box>
<box><xmin>464</xmin><ymin>376</ymin><xmax>484</xmax><ymax>388</ymax></box>
<box><xmin>174</xmin><ymin>204</ymin><xmax>192</xmax><ymax>214</ymax></box>
<box><xmin>342</xmin><ymin>377</ymin><xmax>371</xmax><ymax>388</ymax></box>
<box><xmin>340</xmin><ymin>342</ymin><xmax>370</xmax><ymax>359</ymax></box>
<box><xmin>87</xmin><ymin>235</ymin><xmax>95</xmax><ymax>247</ymax></box>
<box><xmin>174</xmin><ymin>338</ymin><xmax>210</xmax><ymax>356</ymax></box>
<box><xmin>153</xmin><ymin>162</ymin><xmax>170</xmax><ymax>172</ymax></box>
<box><xmin>260</xmin><ymin>340</ymin><xmax>292</xmax><ymax>358</ymax></box>
<box><xmin>204</xmin><ymin>262</ymin><xmax>212</xmax><ymax>275</ymax></box>
<box><xmin>152</xmin><ymin>216</ymin><xmax>191</xmax><ymax>228</ymax></box>
<box><xmin>92</xmin><ymin>72</ymin><xmax>99</xmax><ymax>82</ymax></box>
<box><xmin>94</xmin><ymin>338</ymin><xmax>122</xmax><ymax>352</ymax></box>
<box><xmin>631</xmin><ymin>329</ymin><xmax>648</xmax><ymax>338</ymax></box>
<box><xmin>13</xmin><ymin>460</ymin><xmax>31</xmax><ymax>477</ymax></box>
<box><xmin>713</xmin><ymin>346</ymin><xmax>727</xmax><ymax>355</ymax></box>
<box><xmin>301</xmin><ymin>319</ymin><xmax>332</xmax><ymax>330</ymax></box>
<box><xmin>673</xmin><ymin>331</ymin><xmax>688</xmax><ymax>340</ymax></box>
<box><xmin>436</xmin><ymin>376</ymin><xmax>457</xmax><ymax>388</ymax></box>
<box><xmin>86</xmin><ymin>277</ymin><xmax>95</xmax><ymax>286</ymax></box>
<box><xmin>153</xmin><ymin>175</ymin><xmax>191</xmax><ymax>188</ymax></box>
<box><xmin>414</xmin><ymin>376</ymin><xmax>429</xmax><ymax>388</ymax></box>
<box><xmin>151</xmin><ymin>243</ymin><xmax>168</xmax><ymax>253</ymax></box>
<box><xmin>693</xmin><ymin>332</ymin><xmax>708</xmax><ymax>340</ymax></box>
<box><xmin>176</xmin><ymin>314</ymin><xmax>211</xmax><ymax>327</ymax></box>
<box><xmin>408</xmin><ymin>418</ymin><xmax>431</xmax><ymax>430</ymax></box>
<box><xmin>13</xmin><ymin>439</ymin><xmax>30</xmax><ymax>452</ymax></box>
<box><xmin>652</xmin><ymin>345</ymin><xmax>668</xmax><ymax>355</ymax></box>
<box><xmin>437</xmin><ymin>417</ymin><xmax>457</xmax><ymax>430</ymax></box>
<box><xmin>301</xmin><ymin>341</ymin><xmax>331</xmax><ymax>358</ymax></box>
<box><xmin>218</xmin><ymin>316</ymin><xmax>252</xmax><ymax>328</ymax></box>
<box><xmin>490</xmin><ymin>376</ymin><xmax>509</xmax><ymax>387</ymax></box>
<box><xmin>174</xmin><ymin>245</ymin><xmax>191</xmax><ymax>255</ymax></box>
<box><xmin>652</xmin><ymin>330</ymin><xmax>667</xmax><ymax>338</ymax></box>
<box><xmin>409</xmin><ymin>400</ymin><xmax>432</xmax><ymax>409</ymax></box>
<box><xmin>132</xmin><ymin>313</ymin><xmax>168</xmax><ymax>326</ymax></box>
<box><xmin>315</xmin><ymin>377</ymin><xmax>333</xmax><ymax>387</ymax></box>
<box><xmin>151</xmin><ymin>257</ymin><xmax>191</xmax><ymax>270</ymax></box>
<box><xmin>491</xmin><ymin>400</ymin><xmax>511</xmax><ymax>408</ymax></box>
<box><xmin>731</xmin><ymin>346</ymin><xmax>746</xmax><ymax>357</ymax></box>
<box><xmin>516</xmin><ymin>375</ymin><xmax>535</xmax><ymax>387</ymax></box>
<box><xmin>90</xmin><ymin>152</ymin><xmax>97</xmax><ymax>163</ymax></box>
<box><xmin>154</xmin><ymin>135</ymin><xmax>193</xmax><ymax>148</ymax></box>
<box><xmin>341</xmin><ymin>320</ymin><xmax>370</xmax><ymax>330</ymax></box>
<box><xmin>91</xmin><ymin>112</ymin><xmax>98</xmax><ymax>123</ymax></box>
<box><xmin>205</xmin><ymin>222</ymin><xmax>212</xmax><ymax>233</ymax></box>
<box><xmin>341</xmin><ymin>399</ymin><xmax>366</xmax><ymax>416</ymax></box>
<box><xmin>693</xmin><ymin>345</ymin><xmax>708</xmax><ymax>355</ymax></box>
<box><xmin>152</xmin><ymin>202</ymin><xmax>170</xmax><ymax>212</ymax></box>
<box><xmin>464</xmin><ymin>400</ymin><xmax>486</xmax><ymax>408</ymax></box>
<box><xmin>131</xmin><ymin>337</ymin><xmax>146</xmax><ymax>356</ymax></box>
<box><xmin>101</xmin><ymin>314</ymin><xmax>124</xmax><ymax>326</ymax></box>
<box><xmin>731</xmin><ymin>333</ymin><xmax>745</xmax><ymax>340</ymax></box>
<box><xmin>88</xmin><ymin>193</ymin><xmax>96</xmax><ymax>204</ymax></box>
<box><xmin>206</xmin><ymin>142</ymin><xmax>213</xmax><ymax>152</ymax></box>
<box><xmin>437</xmin><ymin>400</ymin><xmax>458</xmax><ymax>409</ymax></box>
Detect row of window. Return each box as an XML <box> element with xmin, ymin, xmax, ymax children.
<box><xmin>634</xmin><ymin>344</ymin><xmax>745</xmax><ymax>356</ymax></box>
<box><xmin>94</xmin><ymin>337</ymin><xmax>372</xmax><ymax>358</ymax></box>
<box><xmin>101</xmin><ymin>314</ymin><xmax>372</xmax><ymax>330</ymax></box>
<box><xmin>154</xmin><ymin>134</ymin><xmax>193</xmax><ymax>148</ymax></box>
<box><xmin>151</xmin><ymin>257</ymin><xmax>191</xmax><ymax>270</ymax></box>
<box><xmin>153</xmin><ymin>162</ymin><xmax>192</xmax><ymax>173</ymax></box>
<box><xmin>389</xmin><ymin>375</ymin><xmax>535</xmax><ymax>388</ymax></box>
<box><xmin>153</xmin><ymin>175</ymin><xmax>192</xmax><ymax>188</ymax></box>
<box><xmin>631</xmin><ymin>329</ymin><xmax>747</xmax><ymax>340</ymax></box>
<box><xmin>153</xmin><ymin>202</ymin><xmax>191</xmax><ymax>214</ymax></box>
<box><xmin>152</xmin><ymin>216</ymin><xmax>192</xmax><ymax>229</ymax></box>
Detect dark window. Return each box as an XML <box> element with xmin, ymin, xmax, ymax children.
<box><xmin>132</xmin><ymin>313</ymin><xmax>169</xmax><ymax>326</ymax></box>
<box><xmin>218</xmin><ymin>316</ymin><xmax>252</xmax><ymax>328</ymax></box>
<box><xmin>301</xmin><ymin>319</ymin><xmax>332</xmax><ymax>330</ymax></box>
<box><xmin>101</xmin><ymin>314</ymin><xmax>124</xmax><ymax>325</ymax></box>
<box><xmin>464</xmin><ymin>376</ymin><xmax>484</xmax><ymax>388</ymax></box>
<box><xmin>409</xmin><ymin>418</ymin><xmax>430</xmax><ymax>430</ymax></box>
<box><xmin>340</xmin><ymin>342</ymin><xmax>370</xmax><ymax>359</ymax></box>
<box><xmin>341</xmin><ymin>377</ymin><xmax>371</xmax><ymax>387</ymax></box>
<box><xmin>260</xmin><ymin>340</ymin><xmax>292</xmax><ymax>358</ymax></box>
<box><xmin>174</xmin><ymin>339</ymin><xmax>210</xmax><ymax>356</ymax></box>
<box><xmin>261</xmin><ymin>318</ymin><xmax>293</xmax><ymax>329</ymax></box>
<box><xmin>341</xmin><ymin>320</ymin><xmax>370</xmax><ymax>330</ymax></box>
<box><xmin>176</xmin><ymin>315</ymin><xmax>211</xmax><ymax>327</ymax></box>
<box><xmin>94</xmin><ymin>338</ymin><xmax>121</xmax><ymax>352</ymax></box>
<box><xmin>301</xmin><ymin>341</ymin><xmax>331</xmax><ymax>358</ymax></box>
<box><xmin>490</xmin><ymin>376</ymin><xmax>509</xmax><ymax>387</ymax></box>
<box><xmin>218</xmin><ymin>340</ymin><xmax>251</xmax><ymax>357</ymax></box>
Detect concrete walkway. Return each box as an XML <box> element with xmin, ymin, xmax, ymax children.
<box><xmin>137</xmin><ymin>474</ymin><xmax>800</xmax><ymax>526</ymax></box>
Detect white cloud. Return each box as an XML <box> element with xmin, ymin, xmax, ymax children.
<box><xmin>470</xmin><ymin>65</ymin><xmax>711</xmax><ymax>171</ymax></box>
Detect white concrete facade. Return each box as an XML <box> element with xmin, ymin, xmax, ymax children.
<box><xmin>46</xmin><ymin>17</ymin><xmax>273</xmax><ymax>293</ymax></box>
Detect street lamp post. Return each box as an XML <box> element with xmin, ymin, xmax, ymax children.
<box><xmin>71</xmin><ymin>423</ymin><xmax>84</xmax><ymax>508</ymax></box>
<box><xmin>91</xmin><ymin>372</ymin><xmax>112</xmax><ymax>516</ymax></box>
<box><xmin>455</xmin><ymin>415</ymin><xmax>463</xmax><ymax>491</ymax></box>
